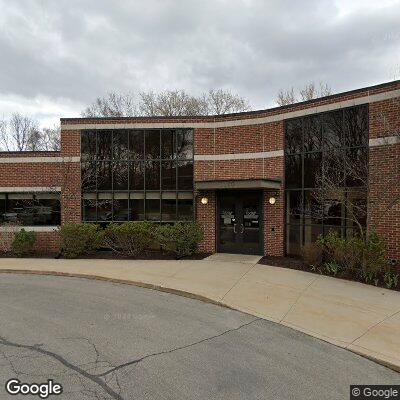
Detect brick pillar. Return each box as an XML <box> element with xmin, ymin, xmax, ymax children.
<box><xmin>263</xmin><ymin>189</ymin><xmax>284</xmax><ymax>256</ymax></box>
<box><xmin>196</xmin><ymin>190</ymin><xmax>216</xmax><ymax>253</ymax></box>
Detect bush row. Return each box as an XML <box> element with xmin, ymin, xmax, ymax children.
<box><xmin>59</xmin><ymin>221</ymin><xmax>203</xmax><ymax>259</ymax></box>
<box><xmin>301</xmin><ymin>231</ymin><xmax>399</xmax><ymax>289</ymax></box>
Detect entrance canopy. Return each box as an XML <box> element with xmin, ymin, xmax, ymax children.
<box><xmin>196</xmin><ymin>178</ymin><xmax>281</xmax><ymax>190</ymax></box>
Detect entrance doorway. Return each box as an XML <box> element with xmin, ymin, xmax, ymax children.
<box><xmin>217</xmin><ymin>191</ymin><xmax>263</xmax><ymax>255</ymax></box>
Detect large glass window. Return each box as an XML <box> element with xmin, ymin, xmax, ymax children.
<box><xmin>285</xmin><ymin>105</ymin><xmax>368</xmax><ymax>256</ymax></box>
<box><xmin>0</xmin><ymin>193</ymin><xmax>61</xmax><ymax>226</ymax></box>
<box><xmin>81</xmin><ymin>128</ymin><xmax>194</xmax><ymax>223</ymax></box>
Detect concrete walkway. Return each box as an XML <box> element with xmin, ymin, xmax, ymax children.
<box><xmin>0</xmin><ymin>254</ymin><xmax>399</xmax><ymax>371</ymax></box>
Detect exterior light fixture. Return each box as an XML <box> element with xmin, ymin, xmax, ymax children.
<box><xmin>269</xmin><ymin>197</ymin><xmax>276</xmax><ymax>205</ymax></box>
<box><xmin>201</xmin><ymin>197</ymin><xmax>209</xmax><ymax>205</ymax></box>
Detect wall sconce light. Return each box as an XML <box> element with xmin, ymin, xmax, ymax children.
<box><xmin>269</xmin><ymin>197</ymin><xmax>276</xmax><ymax>205</ymax></box>
<box><xmin>201</xmin><ymin>197</ymin><xmax>209</xmax><ymax>205</ymax></box>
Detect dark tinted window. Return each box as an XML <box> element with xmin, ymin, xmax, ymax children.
<box><xmin>129</xmin><ymin>198</ymin><xmax>144</xmax><ymax>221</ymax></box>
<box><xmin>145</xmin><ymin>161</ymin><xmax>160</xmax><ymax>190</ymax></box>
<box><xmin>322</xmin><ymin>110</ymin><xmax>343</xmax><ymax>149</ymax></box>
<box><xmin>146</xmin><ymin>199</ymin><xmax>160</xmax><ymax>221</ymax></box>
<box><xmin>2</xmin><ymin>193</ymin><xmax>61</xmax><ymax>226</ymax></box>
<box><xmin>81</xmin><ymin>128</ymin><xmax>193</xmax><ymax>223</ymax></box>
<box><xmin>129</xmin><ymin>130</ymin><xmax>144</xmax><ymax>159</ymax></box>
<box><xmin>113</xmin><ymin>198</ymin><xmax>129</xmax><ymax>221</ymax></box>
<box><xmin>113</xmin><ymin>131</ymin><xmax>129</xmax><ymax>159</ymax></box>
<box><xmin>129</xmin><ymin>162</ymin><xmax>144</xmax><ymax>190</ymax></box>
<box><xmin>285</xmin><ymin>119</ymin><xmax>302</xmax><ymax>154</ymax></box>
<box><xmin>303</xmin><ymin>115</ymin><xmax>322</xmax><ymax>152</ymax></box>
<box><xmin>304</xmin><ymin>152</ymin><xmax>322</xmax><ymax>188</ymax></box>
<box><xmin>285</xmin><ymin>155</ymin><xmax>302</xmax><ymax>189</ymax></box>
<box><xmin>177</xmin><ymin>199</ymin><xmax>193</xmax><ymax>221</ymax></box>
<box><xmin>145</xmin><ymin>130</ymin><xmax>160</xmax><ymax>159</ymax></box>
<box><xmin>161</xmin><ymin>199</ymin><xmax>176</xmax><ymax>221</ymax></box>
<box><xmin>113</xmin><ymin>162</ymin><xmax>129</xmax><ymax>190</ymax></box>
<box><xmin>176</xmin><ymin>129</ymin><xmax>193</xmax><ymax>158</ymax></box>
<box><xmin>81</xmin><ymin>130</ymin><xmax>96</xmax><ymax>161</ymax></box>
<box><xmin>177</xmin><ymin>160</ymin><xmax>193</xmax><ymax>190</ymax></box>
<box><xmin>97</xmin><ymin>161</ymin><xmax>112</xmax><ymax>190</ymax></box>
<box><xmin>286</xmin><ymin>190</ymin><xmax>302</xmax><ymax>224</ymax></box>
<box><xmin>344</xmin><ymin>106</ymin><xmax>368</xmax><ymax>147</ymax></box>
<box><xmin>161</xmin><ymin>161</ymin><xmax>176</xmax><ymax>190</ymax></box>
<box><xmin>97</xmin><ymin>131</ymin><xmax>113</xmax><ymax>160</ymax></box>
<box><xmin>284</xmin><ymin>105</ymin><xmax>368</xmax><ymax>256</ymax></box>
<box><xmin>161</xmin><ymin>130</ymin><xmax>175</xmax><ymax>159</ymax></box>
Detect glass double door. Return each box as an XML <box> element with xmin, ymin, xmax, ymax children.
<box><xmin>217</xmin><ymin>191</ymin><xmax>262</xmax><ymax>255</ymax></box>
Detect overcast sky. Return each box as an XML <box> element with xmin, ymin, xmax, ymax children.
<box><xmin>0</xmin><ymin>0</ymin><xmax>399</xmax><ymax>126</ymax></box>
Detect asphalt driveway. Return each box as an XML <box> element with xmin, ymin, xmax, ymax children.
<box><xmin>0</xmin><ymin>274</ymin><xmax>398</xmax><ymax>399</ymax></box>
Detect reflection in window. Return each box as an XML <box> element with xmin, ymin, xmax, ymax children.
<box><xmin>161</xmin><ymin>161</ymin><xmax>176</xmax><ymax>190</ymax></box>
<box><xmin>129</xmin><ymin>130</ymin><xmax>144</xmax><ymax>159</ymax></box>
<box><xmin>145</xmin><ymin>161</ymin><xmax>160</xmax><ymax>190</ymax></box>
<box><xmin>176</xmin><ymin>129</ymin><xmax>193</xmax><ymax>158</ymax></box>
<box><xmin>285</xmin><ymin>155</ymin><xmax>302</xmax><ymax>189</ymax></box>
<box><xmin>113</xmin><ymin>162</ymin><xmax>129</xmax><ymax>190</ymax></box>
<box><xmin>285</xmin><ymin>118</ymin><xmax>302</xmax><ymax>154</ymax></box>
<box><xmin>80</xmin><ymin>128</ymin><xmax>193</xmax><ymax>223</ymax></box>
<box><xmin>145</xmin><ymin>130</ymin><xmax>160</xmax><ymax>159</ymax></box>
<box><xmin>161</xmin><ymin>199</ymin><xmax>176</xmax><ymax>221</ymax></box>
<box><xmin>97</xmin><ymin>131</ymin><xmax>113</xmax><ymax>160</ymax></box>
<box><xmin>284</xmin><ymin>105</ymin><xmax>368</xmax><ymax>255</ymax></box>
<box><xmin>0</xmin><ymin>193</ymin><xmax>61</xmax><ymax>226</ymax></box>
<box><xmin>177</xmin><ymin>160</ymin><xmax>193</xmax><ymax>190</ymax></box>
<box><xmin>146</xmin><ymin>199</ymin><xmax>160</xmax><ymax>221</ymax></box>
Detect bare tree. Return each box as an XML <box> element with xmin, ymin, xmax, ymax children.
<box><xmin>277</xmin><ymin>82</ymin><xmax>332</xmax><ymax>106</ymax></box>
<box><xmin>204</xmin><ymin>89</ymin><xmax>250</xmax><ymax>115</ymax></box>
<box><xmin>0</xmin><ymin>118</ymin><xmax>8</xmax><ymax>151</ymax></box>
<box><xmin>139</xmin><ymin>90</ymin><xmax>208</xmax><ymax>116</ymax></box>
<box><xmin>7</xmin><ymin>113</ymin><xmax>40</xmax><ymax>151</ymax></box>
<box><xmin>81</xmin><ymin>92</ymin><xmax>138</xmax><ymax>117</ymax></box>
<box><xmin>83</xmin><ymin>89</ymin><xmax>250</xmax><ymax>117</ymax></box>
<box><xmin>40</xmin><ymin>125</ymin><xmax>61</xmax><ymax>151</ymax></box>
<box><xmin>276</xmin><ymin>87</ymin><xmax>297</xmax><ymax>106</ymax></box>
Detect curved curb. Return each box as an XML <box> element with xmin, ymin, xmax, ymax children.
<box><xmin>1</xmin><ymin>269</ymin><xmax>399</xmax><ymax>374</ymax></box>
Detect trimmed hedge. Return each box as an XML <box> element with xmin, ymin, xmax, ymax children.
<box><xmin>59</xmin><ymin>223</ymin><xmax>104</xmax><ymax>258</ymax></box>
<box><xmin>104</xmin><ymin>221</ymin><xmax>156</xmax><ymax>257</ymax></box>
<box><xmin>11</xmin><ymin>229</ymin><xmax>36</xmax><ymax>257</ymax></box>
<box><xmin>156</xmin><ymin>222</ymin><xmax>203</xmax><ymax>258</ymax></box>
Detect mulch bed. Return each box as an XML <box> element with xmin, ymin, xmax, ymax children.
<box><xmin>258</xmin><ymin>255</ymin><xmax>400</xmax><ymax>292</ymax></box>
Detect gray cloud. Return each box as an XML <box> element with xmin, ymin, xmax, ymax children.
<box><xmin>0</xmin><ymin>0</ymin><xmax>399</xmax><ymax>124</ymax></box>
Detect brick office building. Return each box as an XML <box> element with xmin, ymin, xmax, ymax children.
<box><xmin>0</xmin><ymin>80</ymin><xmax>399</xmax><ymax>261</ymax></box>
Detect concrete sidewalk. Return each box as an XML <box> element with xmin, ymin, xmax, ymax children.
<box><xmin>1</xmin><ymin>255</ymin><xmax>400</xmax><ymax>371</ymax></box>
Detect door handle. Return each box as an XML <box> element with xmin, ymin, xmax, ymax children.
<box><xmin>233</xmin><ymin>223</ymin><xmax>237</xmax><ymax>234</ymax></box>
<box><xmin>240</xmin><ymin>224</ymin><xmax>244</xmax><ymax>234</ymax></box>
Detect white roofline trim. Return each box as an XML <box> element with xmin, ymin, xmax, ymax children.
<box><xmin>195</xmin><ymin>150</ymin><xmax>283</xmax><ymax>161</ymax></box>
<box><xmin>0</xmin><ymin>187</ymin><xmax>61</xmax><ymax>193</ymax></box>
<box><xmin>0</xmin><ymin>156</ymin><xmax>80</xmax><ymax>164</ymax></box>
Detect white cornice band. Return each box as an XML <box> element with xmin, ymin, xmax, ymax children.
<box><xmin>0</xmin><ymin>156</ymin><xmax>80</xmax><ymax>164</ymax></box>
<box><xmin>0</xmin><ymin>226</ymin><xmax>59</xmax><ymax>232</ymax></box>
<box><xmin>0</xmin><ymin>187</ymin><xmax>61</xmax><ymax>192</ymax></box>
<box><xmin>195</xmin><ymin>150</ymin><xmax>283</xmax><ymax>161</ymax></box>
<box><xmin>61</xmin><ymin>89</ymin><xmax>400</xmax><ymax>131</ymax></box>
<box><xmin>369</xmin><ymin>135</ymin><xmax>400</xmax><ymax>147</ymax></box>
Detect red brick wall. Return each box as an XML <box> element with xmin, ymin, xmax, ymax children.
<box><xmin>368</xmin><ymin>98</ymin><xmax>400</xmax><ymax>261</ymax></box>
<box><xmin>195</xmin><ymin>190</ymin><xmax>216</xmax><ymax>253</ymax></box>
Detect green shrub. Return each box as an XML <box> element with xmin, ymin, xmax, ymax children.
<box><xmin>383</xmin><ymin>269</ymin><xmax>399</xmax><ymax>290</ymax></box>
<box><xmin>316</xmin><ymin>230</ymin><xmax>390</xmax><ymax>286</ymax></box>
<box><xmin>104</xmin><ymin>221</ymin><xmax>155</xmax><ymax>257</ymax></box>
<box><xmin>157</xmin><ymin>222</ymin><xmax>203</xmax><ymax>258</ymax></box>
<box><xmin>11</xmin><ymin>229</ymin><xmax>36</xmax><ymax>257</ymax></box>
<box><xmin>59</xmin><ymin>223</ymin><xmax>104</xmax><ymax>258</ymax></box>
